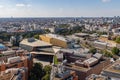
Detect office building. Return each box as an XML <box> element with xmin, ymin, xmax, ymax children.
<box><xmin>0</xmin><ymin>67</ymin><xmax>28</xmax><ymax>80</ymax></box>
<box><xmin>40</xmin><ymin>34</ymin><xmax>72</xmax><ymax>48</ymax></box>
<box><xmin>86</xmin><ymin>74</ymin><xmax>108</xmax><ymax>80</ymax></box>
<box><xmin>64</xmin><ymin>53</ymin><xmax>110</xmax><ymax>80</ymax></box>
<box><xmin>0</xmin><ymin>50</ymin><xmax>33</xmax><ymax>72</ymax></box>
<box><xmin>101</xmin><ymin>60</ymin><xmax>120</xmax><ymax>80</ymax></box>
<box><xmin>51</xmin><ymin>61</ymin><xmax>78</xmax><ymax>80</ymax></box>
<box><xmin>20</xmin><ymin>38</ymin><xmax>53</xmax><ymax>53</ymax></box>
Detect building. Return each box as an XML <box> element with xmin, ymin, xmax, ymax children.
<box><xmin>86</xmin><ymin>74</ymin><xmax>108</xmax><ymax>80</ymax></box>
<box><xmin>0</xmin><ymin>50</ymin><xmax>33</xmax><ymax>72</ymax></box>
<box><xmin>20</xmin><ymin>38</ymin><xmax>58</xmax><ymax>66</ymax></box>
<box><xmin>59</xmin><ymin>48</ymin><xmax>91</xmax><ymax>62</ymax></box>
<box><xmin>74</xmin><ymin>33</ymin><xmax>89</xmax><ymax>38</ymax></box>
<box><xmin>0</xmin><ymin>67</ymin><xmax>28</xmax><ymax>80</ymax></box>
<box><xmin>112</xmin><ymin>28</ymin><xmax>120</xmax><ymax>35</ymax></box>
<box><xmin>10</xmin><ymin>35</ymin><xmax>23</xmax><ymax>46</ymax></box>
<box><xmin>53</xmin><ymin>70</ymin><xmax>78</xmax><ymax>80</ymax></box>
<box><xmin>20</xmin><ymin>38</ymin><xmax>53</xmax><ymax>52</ymax></box>
<box><xmin>50</xmin><ymin>61</ymin><xmax>78</xmax><ymax>80</ymax></box>
<box><xmin>63</xmin><ymin>53</ymin><xmax>110</xmax><ymax>80</ymax></box>
<box><xmin>0</xmin><ymin>43</ymin><xmax>7</xmax><ymax>51</ymax></box>
<box><xmin>94</xmin><ymin>41</ymin><xmax>107</xmax><ymax>50</ymax></box>
<box><xmin>39</xmin><ymin>34</ymin><xmax>72</xmax><ymax>48</ymax></box>
<box><xmin>99</xmin><ymin>35</ymin><xmax>117</xmax><ymax>48</ymax></box>
<box><xmin>101</xmin><ymin>60</ymin><xmax>120</xmax><ymax>80</ymax></box>
<box><xmin>97</xmin><ymin>35</ymin><xmax>120</xmax><ymax>49</ymax></box>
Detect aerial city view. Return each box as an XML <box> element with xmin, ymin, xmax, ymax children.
<box><xmin>0</xmin><ymin>0</ymin><xmax>120</xmax><ymax>80</ymax></box>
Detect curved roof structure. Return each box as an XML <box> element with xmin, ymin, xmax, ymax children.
<box><xmin>0</xmin><ymin>43</ymin><xmax>6</xmax><ymax>50</ymax></box>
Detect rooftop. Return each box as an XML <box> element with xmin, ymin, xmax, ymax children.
<box><xmin>84</xmin><ymin>57</ymin><xmax>98</xmax><ymax>65</ymax></box>
<box><xmin>65</xmin><ymin>63</ymin><xmax>90</xmax><ymax>72</ymax></box>
<box><xmin>30</xmin><ymin>51</ymin><xmax>55</xmax><ymax>55</ymax></box>
<box><xmin>1</xmin><ymin>50</ymin><xmax>16</xmax><ymax>56</ymax></box>
<box><xmin>0</xmin><ymin>43</ymin><xmax>6</xmax><ymax>50</ymax></box>
<box><xmin>94</xmin><ymin>41</ymin><xmax>108</xmax><ymax>45</ymax></box>
<box><xmin>103</xmin><ymin>60</ymin><xmax>120</xmax><ymax>74</ymax></box>
<box><xmin>86</xmin><ymin>74</ymin><xmax>107</xmax><ymax>80</ymax></box>
<box><xmin>20</xmin><ymin>38</ymin><xmax>52</xmax><ymax>47</ymax></box>
<box><xmin>74</xmin><ymin>33</ymin><xmax>89</xmax><ymax>37</ymax></box>
<box><xmin>46</xmin><ymin>34</ymin><xmax>68</xmax><ymax>42</ymax></box>
<box><xmin>100</xmin><ymin>35</ymin><xmax>109</xmax><ymax>38</ymax></box>
<box><xmin>0</xmin><ymin>67</ymin><xmax>27</xmax><ymax>80</ymax></box>
<box><xmin>53</xmin><ymin>70</ymin><xmax>75</xmax><ymax>80</ymax></box>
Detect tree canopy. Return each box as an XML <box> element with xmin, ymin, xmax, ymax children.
<box><xmin>29</xmin><ymin>63</ymin><xmax>52</xmax><ymax>80</ymax></box>
<box><xmin>34</xmin><ymin>34</ymin><xmax>39</xmax><ymax>39</ymax></box>
<box><xmin>115</xmin><ymin>36</ymin><xmax>120</xmax><ymax>44</ymax></box>
<box><xmin>111</xmin><ymin>47</ymin><xmax>119</xmax><ymax>55</ymax></box>
<box><xmin>89</xmin><ymin>47</ymin><xmax>97</xmax><ymax>54</ymax></box>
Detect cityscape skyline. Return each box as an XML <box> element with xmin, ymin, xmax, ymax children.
<box><xmin>0</xmin><ymin>2</ymin><xmax>120</xmax><ymax>79</ymax></box>
<box><xmin>0</xmin><ymin>0</ymin><xmax>120</xmax><ymax>17</ymax></box>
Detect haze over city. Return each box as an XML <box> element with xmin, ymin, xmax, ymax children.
<box><xmin>0</xmin><ymin>0</ymin><xmax>120</xmax><ymax>17</ymax></box>
<box><xmin>0</xmin><ymin>0</ymin><xmax>120</xmax><ymax>80</ymax></box>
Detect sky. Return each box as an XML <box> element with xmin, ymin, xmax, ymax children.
<box><xmin>0</xmin><ymin>0</ymin><xmax>119</xmax><ymax>17</ymax></box>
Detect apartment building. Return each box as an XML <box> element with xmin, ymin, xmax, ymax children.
<box><xmin>0</xmin><ymin>50</ymin><xmax>33</xmax><ymax>72</ymax></box>
<box><xmin>0</xmin><ymin>67</ymin><xmax>28</xmax><ymax>80</ymax></box>
<box><xmin>112</xmin><ymin>28</ymin><xmax>120</xmax><ymax>36</ymax></box>
<box><xmin>101</xmin><ymin>60</ymin><xmax>120</xmax><ymax>80</ymax></box>
<box><xmin>64</xmin><ymin>53</ymin><xmax>110</xmax><ymax>80</ymax></box>
<box><xmin>86</xmin><ymin>74</ymin><xmax>108</xmax><ymax>80</ymax></box>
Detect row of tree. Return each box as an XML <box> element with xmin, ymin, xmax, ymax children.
<box><xmin>56</xmin><ymin>26</ymin><xmax>83</xmax><ymax>35</ymax></box>
<box><xmin>89</xmin><ymin>47</ymin><xmax>120</xmax><ymax>57</ymax></box>
<box><xmin>29</xmin><ymin>63</ymin><xmax>52</xmax><ymax>80</ymax></box>
<box><xmin>0</xmin><ymin>31</ymin><xmax>44</xmax><ymax>41</ymax></box>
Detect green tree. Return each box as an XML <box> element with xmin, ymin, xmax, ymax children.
<box><xmin>115</xmin><ymin>36</ymin><xmax>120</xmax><ymax>43</ymax></box>
<box><xmin>29</xmin><ymin>62</ymin><xmax>53</xmax><ymax>80</ymax></box>
<box><xmin>34</xmin><ymin>34</ymin><xmax>39</xmax><ymax>39</ymax></box>
<box><xmin>29</xmin><ymin>63</ymin><xmax>45</xmax><ymax>80</ymax></box>
<box><xmin>102</xmin><ymin>50</ymin><xmax>113</xmax><ymax>57</ymax></box>
<box><xmin>0</xmin><ymin>54</ymin><xmax>4</xmax><ymax>57</ymax></box>
<box><xmin>54</xmin><ymin>55</ymin><xmax>58</xmax><ymax>65</ymax></box>
<box><xmin>42</xmin><ymin>74</ymin><xmax>50</xmax><ymax>80</ymax></box>
<box><xmin>89</xmin><ymin>47</ymin><xmax>97</xmax><ymax>54</ymax></box>
<box><xmin>111</xmin><ymin>47</ymin><xmax>119</xmax><ymax>55</ymax></box>
<box><xmin>44</xmin><ymin>65</ymin><xmax>52</xmax><ymax>74</ymax></box>
<box><xmin>45</xmin><ymin>29</ymin><xmax>50</xmax><ymax>33</ymax></box>
<box><xmin>41</xmin><ymin>65</ymin><xmax>51</xmax><ymax>80</ymax></box>
<box><xmin>29</xmin><ymin>72</ymin><xmax>38</xmax><ymax>80</ymax></box>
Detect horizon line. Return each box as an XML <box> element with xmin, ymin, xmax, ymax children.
<box><xmin>0</xmin><ymin>16</ymin><xmax>119</xmax><ymax>18</ymax></box>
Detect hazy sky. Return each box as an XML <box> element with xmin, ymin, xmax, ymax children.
<box><xmin>0</xmin><ymin>0</ymin><xmax>119</xmax><ymax>17</ymax></box>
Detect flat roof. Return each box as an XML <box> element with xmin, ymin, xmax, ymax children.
<box><xmin>0</xmin><ymin>43</ymin><xmax>6</xmax><ymax>50</ymax></box>
<box><xmin>2</xmin><ymin>50</ymin><xmax>15</xmax><ymax>56</ymax></box>
<box><xmin>74</xmin><ymin>33</ymin><xmax>89</xmax><ymax>36</ymax></box>
<box><xmin>30</xmin><ymin>51</ymin><xmax>55</xmax><ymax>55</ymax></box>
<box><xmin>103</xmin><ymin>60</ymin><xmax>120</xmax><ymax>74</ymax></box>
<box><xmin>86</xmin><ymin>74</ymin><xmax>107</xmax><ymax>80</ymax></box>
<box><xmin>20</xmin><ymin>39</ymin><xmax>52</xmax><ymax>47</ymax></box>
<box><xmin>53</xmin><ymin>71</ymin><xmax>75</xmax><ymax>80</ymax></box>
<box><xmin>45</xmin><ymin>34</ymin><xmax>67</xmax><ymax>42</ymax></box>
<box><xmin>84</xmin><ymin>57</ymin><xmax>98</xmax><ymax>64</ymax></box>
<box><xmin>65</xmin><ymin>64</ymin><xmax>90</xmax><ymax>72</ymax></box>
<box><xmin>94</xmin><ymin>41</ymin><xmax>107</xmax><ymax>45</ymax></box>
<box><xmin>100</xmin><ymin>35</ymin><xmax>109</xmax><ymax>38</ymax></box>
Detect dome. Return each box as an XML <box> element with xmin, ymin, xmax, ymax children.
<box><xmin>0</xmin><ymin>43</ymin><xmax>6</xmax><ymax>50</ymax></box>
